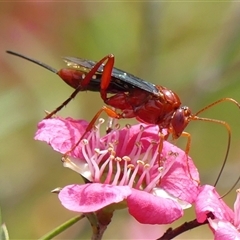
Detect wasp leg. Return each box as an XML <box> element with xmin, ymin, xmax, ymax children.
<box><xmin>63</xmin><ymin>106</ymin><xmax>121</xmax><ymax>157</ymax></box>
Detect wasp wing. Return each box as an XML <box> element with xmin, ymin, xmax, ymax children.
<box><xmin>63</xmin><ymin>57</ymin><xmax>159</xmax><ymax>95</ymax></box>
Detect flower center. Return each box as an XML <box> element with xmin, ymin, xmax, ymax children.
<box><xmin>81</xmin><ymin>122</ymin><xmax>164</xmax><ymax>193</ymax></box>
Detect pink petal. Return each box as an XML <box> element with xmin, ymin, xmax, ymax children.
<box><xmin>35</xmin><ymin>118</ymin><xmax>90</xmax><ymax>158</ymax></box>
<box><xmin>160</xmin><ymin>143</ymin><xmax>200</xmax><ymax>203</ymax></box>
<box><xmin>102</xmin><ymin>124</ymin><xmax>165</xmax><ymax>157</ymax></box>
<box><xmin>124</xmin><ymin>124</ymin><xmax>160</xmax><ymax>150</ymax></box>
<box><xmin>127</xmin><ymin>189</ymin><xmax>183</xmax><ymax>224</ymax></box>
<box><xmin>195</xmin><ymin>185</ymin><xmax>234</xmax><ymax>223</ymax></box>
<box><xmin>59</xmin><ymin>183</ymin><xmax>132</xmax><ymax>212</ymax></box>
<box><xmin>234</xmin><ymin>189</ymin><xmax>240</xmax><ymax>228</ymax></box>
<box><xmin>208</xmin><ymin>218</ymin><xmax>240</xmax><ymax>240</ymax></box>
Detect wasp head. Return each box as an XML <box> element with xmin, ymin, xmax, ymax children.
<box><xmin>171</xmin><ymin>106</ymin><xmax>192</xmax><ymax>139</ymax></box>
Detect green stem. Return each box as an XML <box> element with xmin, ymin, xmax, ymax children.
<box><xmin>38</xmin><ymin>215</ymin><xmax>84</xmax><ymax>240</ymax></box>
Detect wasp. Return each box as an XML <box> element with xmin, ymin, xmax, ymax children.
<box><xmin>6</xmin><ymin>50</ymin><xmax>240</xmax><ymax>186</ymax></box>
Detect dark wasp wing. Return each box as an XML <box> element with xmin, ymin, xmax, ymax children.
<box><xmin>63</xmin><ymin>57</ymin><xmax>159</xmax><ymax>95</ymax></box>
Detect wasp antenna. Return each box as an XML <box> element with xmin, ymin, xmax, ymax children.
<box><xmin>191</xmin><ymin>116</ymin><xmax>231</xmax><ymax>187</ymax></box>
<box><xmin>6</xmin><ymin>50</ymin><xmax>58</xmax><ymax>74</ymax></box>
<box><xmin>195</xmin><ymin>98</ymin><xmax>240</xmax><ymax>116</ymax></box>
<box><xmin>193</xmin><ymin>97</ymin><xmax>240</xmax><ymax>190</ymax></box>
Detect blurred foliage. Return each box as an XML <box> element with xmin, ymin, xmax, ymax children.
<box><xmin>1</xmin><ymin>2</ymin><xmax>240</xmax><ymax>239</ymax></box>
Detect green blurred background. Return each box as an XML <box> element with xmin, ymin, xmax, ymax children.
<box><xmin>1</xmin><ymin>2</ymin><xmax>240</xmax><ymax>239</ymax></box>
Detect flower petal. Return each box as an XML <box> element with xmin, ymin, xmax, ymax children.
<box><xmin>160</xmin><ymin>143</ymin><xmax>200</xmax><ymax>203</ymax></box>
<box><xmin>153</xmin><ymin>188</ymin><xmax>191</xmax><ymax>210</ymax></box>
<box><xmin>35</xmin><ymin>117</ymin><xmax>90</xmax><ymax>158</ymax></box>
<box><xmin>208</xmin><ymin>218</ymin><xmax>240</xmax><ymax>240</ymax></box>
<box><xmin>127</xmin><ymin>189</ymin><xmax>183</xmax><ymax>224</ymax></box>
<box><xmin>234</xmin><ymin>189</ymin><xmax>240</xmax><ymax>229</ymax></box>
<box><xmin>59</xmin><ymin>183</ymin><xmax>132</xmax><ymax>212</ymax></box>
<box><xmin>195</xmin><ymin>185</ymin><xmax>234</xmax><ymax>223</ymax></box>
<box><xmin>102</xmin><ymin>124</ymin><xmax>165</xmax><ymax>157</ymax></box>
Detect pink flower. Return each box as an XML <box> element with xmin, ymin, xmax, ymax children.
<box><xmin>35</xmin><ymin>117</ymin><xmax>200</xmax><ymax>224</ymax></box>
<box><xmin>195</xmin><ymin>185</ymin><xmax>240</xmax><ymax>239</ymax></box>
